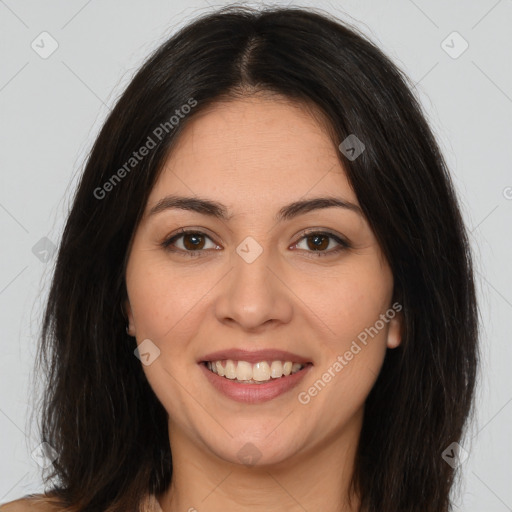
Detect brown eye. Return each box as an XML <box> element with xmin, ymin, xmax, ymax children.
<box><xmin>305</xmin><ymin>234</ymin><xmax>330</xmax><ymax>251</ymax></box>
<box><xmin>161</xmin><ymin>229</ymin><xmax>218</xmax><ymax>256</ymax></box>
<box><xmin>181</xmin><ymin>233</ymin><xmax>206</xmax><ymax>251</ymax></box>
<box><xmin>293</xmin><ymin>230</ymin><xmax>350</xmax><ymax>257</ymax></box>
<box><xmin>161</xmin><ymin>228</ymin><xmax>350</xmax><ymax>258</ymax></box>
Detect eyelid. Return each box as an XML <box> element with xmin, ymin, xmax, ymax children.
<box><xmin>160</xmin><ymin>227</ymin><xmax>351</xmax><ymax>257</ymax></box>
<box><xmin>293</xmin><ymin>227</ymin><xmax>351</xmax><ymax>247</ymax></box>
<box><xmin>160</xmin><ymin>228</ymin><xmax>219</xmax><ymax>252</ymax></box>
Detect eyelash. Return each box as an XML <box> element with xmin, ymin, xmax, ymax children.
<box><xmin>160</xmin><ymin>228</ymin><xmax>351</xmax><ymax>258</ymax></box>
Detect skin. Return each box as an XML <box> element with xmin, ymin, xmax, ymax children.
<box><xmin>124</xmin><ymin>93</ymin><xmax>402</xmax><ymax>512</ymax></box>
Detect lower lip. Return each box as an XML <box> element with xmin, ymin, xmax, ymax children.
<box><xmin>199</xmin><ymin>362</ymin><xmax>312</xmax><ymax>404</ymax></box>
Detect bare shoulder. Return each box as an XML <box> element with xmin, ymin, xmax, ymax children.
<box><xmin>0</xmin><ymin>495</ymin><xmax>64</xmax><ymax>511</ymax></box>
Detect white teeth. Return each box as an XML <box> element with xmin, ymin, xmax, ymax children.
<box><xmin>236</xmin><ymin>361</ymin><xmax>253</xmax><ymax>381</ymax></box>
<box><xmin>215</xmin><ymin>361</ymin><xmax>225</xmax><ymax>377</ymax></box>
<box><xmin>291</xmin><ymin>362</ymin><xmax>302</xmax><ymax>373</ymax></box>
<box><xmin>253</xmin><ymin>361</ymin><xmax>270</xmax><ymax>381</ymax></box>
<box><xmin>205</xmin><ymin>359</ymin><xmax>306</xmax><ymax>382</ymax></box>
<box><xmin>224</xmin><ymin>360</ymin><xmax>237</xmax><ymax>379</ymax></box>
<box><xmin>270</xmin><ymin>361</ymin><xmax>283</xmax><ymax>378</ymax></box>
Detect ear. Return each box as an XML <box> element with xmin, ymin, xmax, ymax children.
<box><xmin>386</xmin><ymin>309</ymin><xmax>403</xmax><ymax>349</ymax></box>
<box><xmin>124</xmin><ymin>298</ymin><xmax>136</xmax><ymax>337</ymax></box>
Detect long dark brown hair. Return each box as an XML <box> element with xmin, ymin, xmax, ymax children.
<box><xmin>21</xmin><ymin>5</ymin><xmax>478</xmax><ymax>511</ymax></box>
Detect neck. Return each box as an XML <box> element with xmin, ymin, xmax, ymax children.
<box><xmin>157</xmin><ymin>410</ymin><xmax>363</xmax><ymax>512</ymax></box>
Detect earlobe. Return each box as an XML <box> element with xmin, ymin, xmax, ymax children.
<box><xmin>124</xmin><ymin>299</ymin><xmax>136</xmax><ymax>337</ymax></box>
<box><xmin>386</xmin><ymin>311</ymin><xmax>403</xmax><ymax>349</ymax></box>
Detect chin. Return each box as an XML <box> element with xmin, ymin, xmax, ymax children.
<box><xmin>205</xmin><ymin>431</ymin><xmax>304</xmax><ymax>468</ymax></box>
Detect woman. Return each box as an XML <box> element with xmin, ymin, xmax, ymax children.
<box><xmin>1</xmin><ymin>5</ymin><xmax>479</xmax><ymax>512</ymax></box>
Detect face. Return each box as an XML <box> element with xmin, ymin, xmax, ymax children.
<box><xmin>124</xmin><ymin>94</ymin><xmax>402</xmax><ymax>467</ymax></box>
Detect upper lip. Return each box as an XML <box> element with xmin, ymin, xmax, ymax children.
<box><xmin>199</xmin><ymin>349</ymin><xmax>312</xmax><ymax>365</ymax></box>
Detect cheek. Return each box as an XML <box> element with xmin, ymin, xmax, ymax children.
<box><xmin>297</xmin><ymin>296</ymin><xmax>391</xmax><ymax>429</ymax></box>
<box><xmin>126</xmin><ymin>258</ymin><xmax>212</xmax><ymax>416</ymax></box>
<box><xmin>297</xmin><ymin>257</ymin><xmax>393</xmax><ymax>399</ymax></box>
<box><xmin>126</xmin><ymin>255</ymin><xmax>216</xmax><ymax>347</ymax></box>
<box><xmin>301</xmin><ymin>257</ymin><xmax>393</xmax><ymax>348</ymax></box>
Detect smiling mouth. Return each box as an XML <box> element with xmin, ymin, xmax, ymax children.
<box><xmin>202</xmin><ymin>359</ymin><xmax>312</xmax><ymax>384</ymax></box>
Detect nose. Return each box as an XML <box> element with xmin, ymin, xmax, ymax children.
<box><xmin>213</xmin><ymin>241</ymin><xmax>293</xmax><ymax>332</ymax></box>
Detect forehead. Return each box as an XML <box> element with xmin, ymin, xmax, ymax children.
<box><xmin>147</xmin><ymin>95</ymin><xmax>357</xmax><ymax>210</ymax></box>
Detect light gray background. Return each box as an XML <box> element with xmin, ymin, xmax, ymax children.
<box><xmin>1</xmin><ymin>0</ymin><xmax>511</xmax><ymax>510</ymax></box>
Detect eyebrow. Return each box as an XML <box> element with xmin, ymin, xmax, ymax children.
<box><xmin>147</xmin><ymin>194</ymin><xmax>363</xmax><ymax>222</ymax></box>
